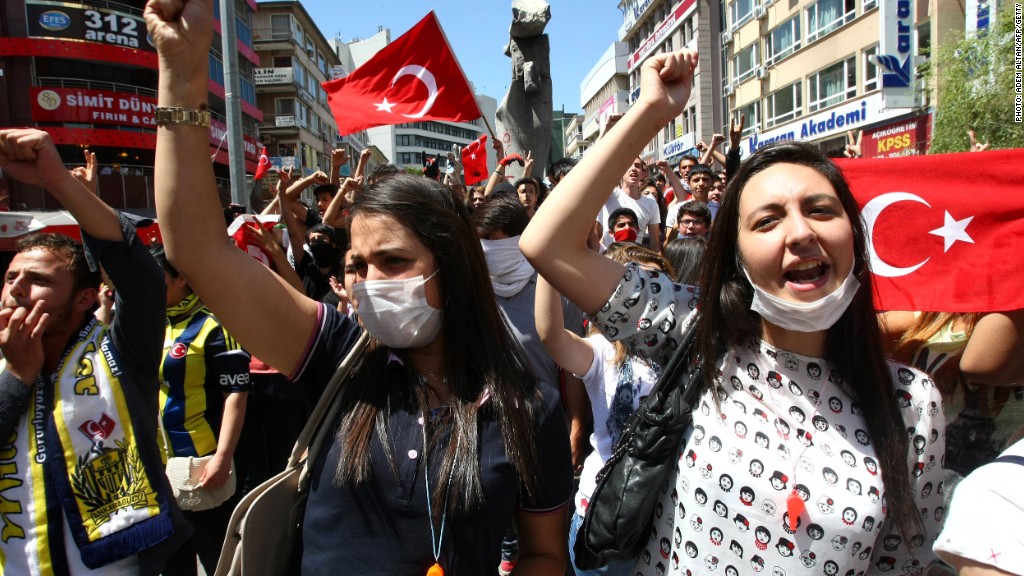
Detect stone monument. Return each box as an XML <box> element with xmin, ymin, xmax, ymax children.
<box><xmin>495</xmin><ymin>0</ymin><xmax>553</xmax><ymax>181</ymax></box>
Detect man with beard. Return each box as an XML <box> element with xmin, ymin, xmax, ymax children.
<box><xmin>0</xmin><ymin>128</ymin><xmax>190</xmax><ymax>575</ymax></box>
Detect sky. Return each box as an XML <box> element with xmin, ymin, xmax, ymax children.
<box><xmin>299</xmin><ymin>0</ymin><xmax>626</xmax><ymax>112</ymax></box>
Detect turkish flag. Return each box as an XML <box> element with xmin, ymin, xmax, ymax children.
<box><xmin>462</xmin><ymin>134</ymin><xmax>488</xmax><ymax>185</ymax></box>
<box><xmin>322</xmin><ymin>12</ymin><xmax>482</xmax><ymax>135</ymax></box>
<box><xmin>836</xmin><ymin>148</ymin><xmax>1024</xmax><ymax>313</ymax></box>
<box><xmin>253</xmin><ymin>146</ymin><xmax>271</xmax><ymax>180</ymax></box>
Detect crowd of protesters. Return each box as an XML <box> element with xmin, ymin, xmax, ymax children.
<box><xmin>0</xmin><ymin>1</ymin><xmax>1022</xmax><ymax>575</ymax></box>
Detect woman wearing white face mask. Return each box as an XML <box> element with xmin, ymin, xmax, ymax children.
<box><xmin>520</xmin><ymin>49</ymin><xmax>945</xmax><ymax>575</ymax></box>
<box><xmin>146</xmin><ymin>3</ymin><xmax>572</xmax><ymax>573</ymax></box>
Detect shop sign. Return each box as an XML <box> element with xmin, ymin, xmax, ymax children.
<box><xmin>26</xmin><ymin>0</ymin><xmax>153</xmax><ymax>53</ymax></box>
<box><xmin>739</xmin><ymin>94</ymin><xmax>908</xmax><ymax>157</ymax></box>
<box><xmin>876</xmin><ymin>0</ymin><xmax>917</xmax><ymax>108</ymax></box>
<box><xmin>623</xmin><ymin>0</ymin><xmax>656</xmax><ymax>32</ymax></box>
<box><xmin>254</xmin><ymin>67</ymin><xmax>293</xmax><ymax>86</ymax></box>
<box><xmin>31</xmin><ymin>87</ymin><xmax>157</xmax><ymax>128</ymax></box>
<box><xmin>861</xmin><ymin>114</ymin><xmax>932</xmax><ymax>158</ymax></box>
<box><xmin>663</xmin><ymin>133</ymin><xmax>696</xmax><ymax>159</ymax></box>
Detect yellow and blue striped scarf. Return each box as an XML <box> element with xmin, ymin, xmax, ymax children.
<box><xmin>0</xmin><ymin>318</ymin><xmax>174</xmax><ymax>573</ymax></box>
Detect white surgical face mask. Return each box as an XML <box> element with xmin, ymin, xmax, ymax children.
<box><xmin>351</xmin><ymin>270</ymin><xmax>442</xmax><ymax>348</ymax></box>
<box><xmin>744</xmin><ymin>267</ymin><xmax>860</xmax><ymax>332</ymax></box>
<box><xmin>480</xmin><ymin>236</ymin><xmax>535</xmax><ymax>297</ymax></box>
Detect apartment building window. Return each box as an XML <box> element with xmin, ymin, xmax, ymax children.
<box><xmin>292</xmin><ymin>58</ymin><xmax>306</xmax><ymax>89</ymax></box>
<box><xmin>270</xmin><ymin>14</ymin><xmax>290</xmax><ymax>40</ymax></box>
<box><xmin>235</xmin><ymin>16</ymin><xmax>252</xmax><ymax>46</ymax></box>
<box><xmin>240</xmin><ymin>72</ymin><xmax>256</xmax><ymax>106</ymax></box>
<box><xmin>808</xmin><ymin>56</ymin><xmax>856</xmax><ymax>111</ymax></box>
<box><xmin>863</xmin><ymin>46</ymin><xmax>878</xmax><ymax>92</ymax></box>
<box><xmin>208</xmin><ymin>53</ymin><xmax>224</xmax><ymax>85</ymax></box>
<box><xmin>766</xmin><ymin>81</ymin><xmax>802</xmax><ymax>127</ymax></box>
<box><xmin>317</xmin><ymin>52</ymin><xmax>328</xmax><ymax>76</ymax></box>
<box><xmin>765</xmin><ymin>16</ymin><xmax>801</xmax><ymax>66</ymax></box>
<box><xmin>731</xmin><ymin>0</ymin><xmax>756</xmax><ymax>28</ymax></box>
<box><xmin>863</xmin><ymin>0</ymin><xmax>878</xmax><ymax>10</ymax></box>
<box><xmin>732</xmin><ymin>42</ymin><xmax>759</xmax><ymax>82</ymax></box>
<box><xmin>275</xmin><ymin>98</ymin><xmax>295</xmax><ymax>121</ymax></box>
<box><xmin>806</xmin><ymin>0</ymin><xmax>855</xmax><ymax>43</ymax></box>
<box><xmin>681</xmin><ymin>105</ymin><xmax>697</xmax><ymax>135</ymax></box>
<box><xmin>683</xmin><ymin>16</ymin><xmax>694</xmax><ymax>44</ymax></box>
<box><xmin>735</xmin><ymin>100</ymin><xmax>761</xmax><ymax>137</ymax></box>
<box><xmin>663</xmin><ymin>119</ymin><xmax>678</xmax><ymax>142</ymax></box>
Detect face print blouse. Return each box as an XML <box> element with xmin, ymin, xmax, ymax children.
<box><xmin>591</xmin><ymin>264</ymin><xmax>946</xmax><ymax>576</ymax></box>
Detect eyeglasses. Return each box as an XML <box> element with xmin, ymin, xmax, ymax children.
<box><xmin>679</xmin><ymin>219</ymin><xmax>705</xmax><ymax>227</ymax></box>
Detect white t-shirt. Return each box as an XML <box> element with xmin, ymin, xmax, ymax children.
<box><xmin>591</xmin><ymin>264</ymin><xmax>947</xmax><ymax>576</ymax></box>
<box><xmin>598</xmin><ymin>187</ymin><xmax>661</xmax><ymax>247</ymax></box>
<box><xmin>934</xmin><ymin>439</ymin><xmax>1024</xmax><ymax>575</ymax></box>
<box><xmin>574</xmin><ymin>335</ymin><xmax>662</xmax><ymax>518</ymax></box>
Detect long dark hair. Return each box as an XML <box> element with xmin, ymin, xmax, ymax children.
<box><xmin>693</xmin><ymin>141</ymin><xmax>920</xmax><ymax>543</ymax></box>
<box><xmin>334</xmin><ymin>175</ymin><xmax>540</xmax><ymax>517</ymax></box>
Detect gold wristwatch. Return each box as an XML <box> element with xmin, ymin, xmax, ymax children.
<box><xmin>155</xmin><ymin>107</ymin><xmax>211</xmax><ymax>128</ymax></box>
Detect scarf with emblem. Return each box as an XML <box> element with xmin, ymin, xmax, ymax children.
<box><xmin>1</xmin><ymin>317</ymin><xmax>173</xmax><ymax>572</ymax></box>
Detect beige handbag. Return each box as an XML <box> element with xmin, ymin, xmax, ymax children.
<box><xmin>214</xmin><ymin>330</ymin><xmax>369</xmax><ymax>576</ymax></box>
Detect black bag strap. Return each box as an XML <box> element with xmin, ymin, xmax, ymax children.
<box><xmin>993</xmin><ymin>455</ymin><xmax>1024</xmax><ymax>466</ymax></box>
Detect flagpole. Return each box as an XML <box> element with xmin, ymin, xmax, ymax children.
<box><xmin>430</xmin><ymin>11</ymin><xmax>496</xmax><ymax>141</ymax></box>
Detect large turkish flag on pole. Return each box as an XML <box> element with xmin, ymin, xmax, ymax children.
<box><xmin>836</xmin><ymin>148</ymin><xmax>1024</xmax><ymax>313</ymax></box>
<box><xmin>323</xmin><ymin>12</ymin><xmax>482</xmax><ymax>136</ymax></box>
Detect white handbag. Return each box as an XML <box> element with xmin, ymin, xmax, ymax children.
<box><xmin>164</xmin><ymin>454</ymin><xmax>236</xmax><ymax>512</ymax></box>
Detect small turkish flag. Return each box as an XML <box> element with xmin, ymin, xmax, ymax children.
<box><xmin>254</xmin><ymin>146</ymin><xmax>271</xmax><ymax>180</ymax></box>
<box><xmin>837</xmin><ymin>148</ymin><xmax>1024</xmax><ymax>312</ymax></box>
<box><xmin>79</xmin><ymin>413</ymin><xmax>116</xmax><ymax>441</ymax></box>
<box><xmin>226</xmin><ymin>214</ymin><xmax>280</xmax><ymax>268</ymax></box>
<box><xmin>462</xmin><ymin>134</ymin><xmax>488</xmax><ymax>185</ymax></box>
<box><xmin>322</xmin><ymin>11</ymin><xmax>482</xmax><ymax>135</ymax></box>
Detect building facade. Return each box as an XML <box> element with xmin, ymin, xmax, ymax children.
<box><xmin>0</xmin><ymin>0</ymin><xmax>262</xmax><ymax>211</ymax></box>
<box><xmin>619</xmin><ymin>0</ymin><xmax>725</xmax><ymax>166</ymax></box>
<box><xmin>723</xmin><ymin>0</ymin><xmax>933</xmax><ymax>158</ymax></box>
<box><xmin>252</xmin><ymin>0</ymin><xmax>345</xmax><ymax>189</ymax></box>
<box><xmin>576</xmin><ymin>41</ymin><xmax>631</xmax><ymax>161</ymax></box>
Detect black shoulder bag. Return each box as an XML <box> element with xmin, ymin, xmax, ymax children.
<box><xmin>573</xmin><ymin>313</ymin><xmax>704</xmax><ymax>569</ymax></box>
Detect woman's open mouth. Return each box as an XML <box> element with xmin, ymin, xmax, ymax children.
<box><xmin>784</xmin><ymin>261</ymin><xmax>828</xmax><ymax>288</ymax></box>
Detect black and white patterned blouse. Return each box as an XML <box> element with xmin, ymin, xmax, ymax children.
<box><xmin>591</xmin><ymin>264</ymin><xmax>946</xmax><ymax>576</ymax></box>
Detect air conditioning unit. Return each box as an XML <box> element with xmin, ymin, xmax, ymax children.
<box><xmin>755</xmin><ymin>5</ymin><xmax>767</xmax><ymax>19</ymax></box>
<box><xmin>755</xmin><ymin>67</ymin><xmax>768</xmax><ymax>79</ymax></box>
<box><xmin>721</xmin><ymin>31</ymin><xmax>733</xmax><ymax>46</ymax></box>
<box><xmin>724</xmin><ymin>84</ymin><xmax>735</xmax><ymax>96</ymax></box>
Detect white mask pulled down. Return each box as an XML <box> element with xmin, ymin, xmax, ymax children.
<box><xmin>743</xmin><ymin>266</ymin><xmax>860</xmax><ymax>332</ymax></box>
<box><xmin>351</xmin><ymin>270</ymin><xmax>442</xmax><ymax>349</ymax></box>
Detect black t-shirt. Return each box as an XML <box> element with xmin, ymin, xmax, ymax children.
<box><xmin>295</xmin><ymin>251</ymin><xmax>341</xmax><ymax>307</ymax></box>
<box><xmin>294</xmin><ymin>304</ymin><xmax>572</xmax><ymax>575</ymax></box>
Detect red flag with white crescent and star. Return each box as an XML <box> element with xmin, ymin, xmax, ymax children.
<box><xmin>836</xmin><ymin>148</ymin><xmax>1024</xmax><ymax>312</ymax></box>
<box><xmin>462</xmin><ymin>134</ymin><xmax>488</xmax><ymax>185</ymax></box>
<box><xmin>253</xmin><ymin>146</ymin><xmax>271</xmax><ymax>180</ymax></box>
<box><xmin>323</xmin><ymin>12</ymin><xmax>482</xmax><ymax>136</ymax></box>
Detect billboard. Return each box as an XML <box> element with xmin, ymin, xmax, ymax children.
<box><xmin>25</xmin><ymin>0</ymin><xmax>153</xmax><ymax>53</ymax></box>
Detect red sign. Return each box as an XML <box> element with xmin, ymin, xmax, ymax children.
<box><xmin>32</xmin><ymin>87</ymin><xmax>258</xmax><ymax>162</ymax></box>
<box><xmin>31</xmin><ymin>87</ymin><xmax>158</xmax><ymax>129</ymax></box>
<box><xmin>861</xmin><ymin>114</ymin><xmax>932</xmax><ymax>158</ymax></box>
<box><xmin>626</xmin><ymin>0</ymin><xmax>697</xmax><ymax>71</ymax></box>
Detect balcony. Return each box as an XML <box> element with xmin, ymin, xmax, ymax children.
<box><xmin>251</xmin><ymin>27</ymin><xmax>296</xmax><ymax>51</ymax></box>
<box><xmin>260</xmin><ymin>113</ymin><xmax>303</xmax><ymax>135</ymax></box>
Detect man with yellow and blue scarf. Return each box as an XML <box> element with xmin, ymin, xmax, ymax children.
<box><xmin>0</xmin><ymin>129</ymin><xmax>191</xmax><ymax>575</ymax></box>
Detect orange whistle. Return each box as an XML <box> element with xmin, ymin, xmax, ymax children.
<box><xmin>427</xmin><ymin>562</ymin><xmax>444</xmax><ymax>576</ymax></box>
